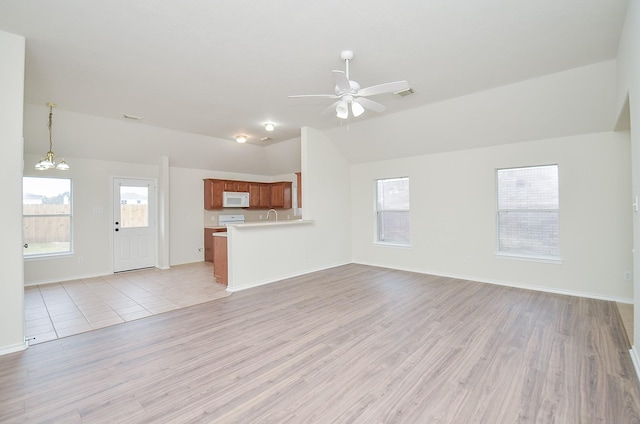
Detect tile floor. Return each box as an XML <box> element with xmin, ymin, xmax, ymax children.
<box><xmin>25</xmin><ymin>262</ymin><xmax>230</xmax><ymax>345</ymax></box>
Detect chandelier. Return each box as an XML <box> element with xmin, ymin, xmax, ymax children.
<box><xmin>35</xmin><ymin>102</ymin><xmax>69</xmax><ymax>171</ymax></box>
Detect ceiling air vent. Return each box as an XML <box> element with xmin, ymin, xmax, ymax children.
<box><xmin>260</xmin><ymin>137</ymin><xmax>272</xmax><ymax>142</ymax></box>
<box><xmin>393</xmin><ymin>87</ymin><xmax>415</xmax><ymax>98</ymax></box>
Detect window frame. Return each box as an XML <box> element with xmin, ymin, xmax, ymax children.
<box><xmin>374</xmin><ymin>176</ymin><xmax>410</xmax><ymax>247</ymax></box>
<box><xmin>23</xmin><ymin>176</ymin><xmax>74</xmax><ymax>259</ymax></box>
<box><xmin>495</xmin><ymin>164</ymin><xmax>561</xmax><ymax>263</ymax></box>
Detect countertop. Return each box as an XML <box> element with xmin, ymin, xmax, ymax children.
<box><xmin>212</xmin><ymin>232</ymin><xmax>228</xmax><ymax>237</ymax></box>
<box><xmin>205</xmin><ymin>226</ymin><xmax>227</xmax><ymax>230</ymax></box>
<box><xmin>228</xmin><ymin>219</ymin><xmax>314</xmax><ymax>228</ymax></box>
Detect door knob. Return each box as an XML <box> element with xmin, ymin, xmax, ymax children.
<box><xmin>23</xmin><ymin>243</ymin><xmax>28</xmax><ymax>248</ymax></box>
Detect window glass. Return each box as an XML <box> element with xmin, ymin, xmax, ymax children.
<box><xmin>23</xmin><ymin>177</ymin><xmax>72</xmax><ymax>256</ymax></box>
<box><xmin>496</xmin><ymin>165</ymin><xmax>559</xmax><ymax>258</ymax></box>
<box><xmin>120</xmin><ymin>186</ymin><xmax>149</xmax><ymax>228</ymax></box>
<box><xmin>376</xmin><ymin>177</ymin><xmax>410</xmax><ymax>245</ymax></box>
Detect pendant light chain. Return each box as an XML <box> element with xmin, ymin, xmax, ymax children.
<box><xmin>48</xmin><ymin>104</ymin><xmax>54</xmax><ymax>152</ymax></box>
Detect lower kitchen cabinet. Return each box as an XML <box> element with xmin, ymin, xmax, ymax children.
<box><xmin>204</xmin><ymin>227</ymin><xmax>227</xmax><ymax>262</ymax></box>
<box><xmin>213</xmin><ymin>235</ymin><xmax>228</xmax><ymax>285</ymax></box>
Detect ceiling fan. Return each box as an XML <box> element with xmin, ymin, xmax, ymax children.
<box><xmin>289</xmin><ymin>50</ymin><xmax>411</xmax><ymax>120</ymax></box>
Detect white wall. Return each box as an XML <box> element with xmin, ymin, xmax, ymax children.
<box><xmin>351</xmin><ymin>132</ymin><xmax>632</xmax><ymax>301</ymax></box>
<box><xmin>227</xmin><ymin>127</ymin><xmax>352</xmax><ymax>291</ymax></box>
<box><xmin>23</xmin><ymin>155</ymin><xmax>159</xmax><ymax>285</ymax></box>
<box><xmin>617</xmin><ymin>0</ymin><xmax>640</xmax><ymax>354</ymax></box>
<box><xmin>0</xmin><ymin>30</ymin><xmax>26</xmax><ymax>354</ymax></box>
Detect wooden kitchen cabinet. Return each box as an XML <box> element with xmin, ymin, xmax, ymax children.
<box><xmin>248</xmin><ymin>183</ymin><xmax>272</xmax><ymax>209</ymax></box>
<box><xmin>249</xmin><ymin>183</ymin><xmax>261</xmax><ymax>208</ymax></box>
<box><xmin>204</xmin><ymin>179</ymin><xmax>224</xmax><ymax>210</ymax></box>
<box><xmin>213</xmin><ymin>235</ymin><xmax>228</xmax><ymax>285</ymax></box>
<box><xmin>204</xmin><ymin>227</ymin><xmax>227</xmax><ymax>262</ymax></box>
<box><xmin>223</xmin><ymin>181</ymin><xmax>249</xmax><ymax>192</ymax></box>
<box><xmin>270</xmin><ymin>182</ymin><xmax>292</xmax><ymax>209</ymax></box>
<box><xmin>205</xmin><ymin>178</ymin><xmax>292</xmax><ymax>210</ymax></box>
<box><xmin>259</xmin><ymin>184</ymin><xmax>271</xmax><ymax>208</ymax></box>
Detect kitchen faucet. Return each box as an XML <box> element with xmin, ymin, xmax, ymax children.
<box><xmin>266</xmin><ymin>209</ymin><xmax>278</xmax><ymax>221</ymax></box>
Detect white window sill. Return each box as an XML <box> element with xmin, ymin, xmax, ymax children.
<box><xmin>374</xmin><ymin>242</ymin><xmax>411</xmax><ymax>248</ymax></box>
<box><xmin>495</xmin><ymin>252</ymin><xmax>563</xmax><ymax>264</ymax></box>
<box><xmin>24</xmin><ymin>252</ymin><xmax>74</xmax><ymax>262</ymax></box>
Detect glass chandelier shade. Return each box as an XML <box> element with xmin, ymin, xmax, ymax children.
<box><xmin>35</xmin><ymin>103</ymin><xmax>69</xmax><ymax>171</ymax></box>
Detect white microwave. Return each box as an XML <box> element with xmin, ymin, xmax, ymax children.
<box><xmin>223</xmin><ymin>191</ymin><xmax>250</xmax><ymax>208</ymax></box>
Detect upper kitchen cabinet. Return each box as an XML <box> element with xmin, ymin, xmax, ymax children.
<box><xmin>249</xmin><ymin>183</ymin><xmax>261</xmax><ymax>209</ymax></box>
<box><xmin>205</xmin><ymin>178</ymin><xmax>292</xmax><ymax>210</ymax></box>
<box><xmin>270</xmin><ymin>182</ymin><xmax>292</xmax><ymax>209</ymax></box>
<box><xmin>259</xmin><ymin>184</ymin><xmax>271</xmax><ymax>209</ymax></box>
<box><xmin>223</xmin><ymin>181</ymin><xmax>249</xmax><ymax>192</ymax></box>
<box><xmin>248</xmin><ymin>183</ymin><xmax>272</xmax><ymax>209</ymax></box>
<box><xmin>204</xmin><ymin>179</ymin><xmax>224</xmax><ymax>210</ymax></box>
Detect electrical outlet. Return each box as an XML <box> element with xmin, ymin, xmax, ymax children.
<box><xmin>197</xmin><ymin>248</ymin><xmax>203</xmax><ymax>253</ymax></box>
<box><xmin>77</xmin><ymin>256</ymin><xmax>83</xmax><ymax>264</ymax></box>
<box><xmin>624</xmin><ymin>271</ymin><xmax>632</xmax><ymax>281</ymax></box>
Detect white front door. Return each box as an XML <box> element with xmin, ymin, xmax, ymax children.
<box><xmin>113</xmin><ymin>178</ymin><xmax>156</xmax><ymax>272</ymax></box>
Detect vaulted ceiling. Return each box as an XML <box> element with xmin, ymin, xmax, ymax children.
<box><xmin>0</xmin><ymin>0</ymin><xmax>630</xmax><ymax>169</ymax></box>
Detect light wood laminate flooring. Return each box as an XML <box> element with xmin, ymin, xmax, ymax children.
<box><xmin>617</xmin><ymin>302</ymin><xmax>634</xmax><ymax>345</ymax></box>
<box><xmin>3</xmin><ymin>264</ymin><xmax>640</xmax><ymax>423</ymax></box>
<box><xmin>25</xmin><ymin>262</ymin><xmax>229</xmax><ymax>344</ymax></box>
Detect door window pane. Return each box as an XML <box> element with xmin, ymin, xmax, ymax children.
<box><xmin>120</xmin><ymin>186</ymin><xmax>149</xmax><ymax>228</ymax></box>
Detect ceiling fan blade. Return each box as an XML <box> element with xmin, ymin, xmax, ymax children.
<box><xmin>357</xmin><ymin>80</ymin><xmax>410</xmax><ymax>97</ymax></box>
<box><xmin>321</xmin><ymin>100</ymin><xmax>341</xmax><ymax>116</ymax></box>
<box><xmin>288</xmin><ymin>94</ymin><xmax>339</xmax><ymax>98</ymax></box>
<box><xmin>332</xmin><ymin>70</ymin><xmax>352</xmax><ymax>93</ymax></box>
<box><xmin>355</xmin><ymin>97</ymin><xmax>387</xmax><ymax>113</ymax></box>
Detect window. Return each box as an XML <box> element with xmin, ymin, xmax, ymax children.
<box><xmin>23</xmin><ymin>177</ymin><xmax>72</xmax><ymax>257</ymax></box>
<box><xmin>376</xmin><ymin>177</ymin><xmax>410</xmax><ymax>246</ymax></box>
<box><xmin>496</xmin><ymin>165</ymin><xmax>559</xmax><ymax>259</ymax></box>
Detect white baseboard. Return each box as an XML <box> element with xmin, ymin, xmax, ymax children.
<box><xmin>352</xmin><ymin>261</ymin><xmax>634</xmax><ymax>304</ymax></box>
<box><xmin>0</xmin><ymin>341</ymin><xmax>28</xmax><ymax>356</ymax></box>
<box><xmin>226</xmin><ymin>261</ymin><xmax>351</xmax><ymax>293</ymax></box>
<box><xmin>631</xmin><ymin>346</ymin><xmax>640</xmax><ymax>382</ymax></box>
<box><xmin>24</xmin><ymin>271</ymin><xmax>110</xmax><ymax>287</ymax></box>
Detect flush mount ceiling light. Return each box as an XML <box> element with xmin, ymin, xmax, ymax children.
<box><xmin>264</xmin><ymin>122</ymin><xmax>275</xmax><ymax>132</ymax></box>
<box><xmin>235</xmin><ymin>135</ymin><xmax>247</xmax><ymax>143</ymax></box>
<box><xmin>35</xmin><ymin>103</ymin><xmax>70</xmax><ymax>171</ymax></box>
<box><xmin>289</xmin><ymin>50</ymin><xmax>410</xmax><ymax>120</ymax></box>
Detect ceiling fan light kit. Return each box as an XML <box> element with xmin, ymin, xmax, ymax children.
<box><xmin>235</xmin><ymin>135</ymin><xmax>247</xmax><ymax>143</ymax></box>
<box><xmin>289</xmin><ymin>50</ymin><xmax>410</xmax><ymax>120</ymax></box>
